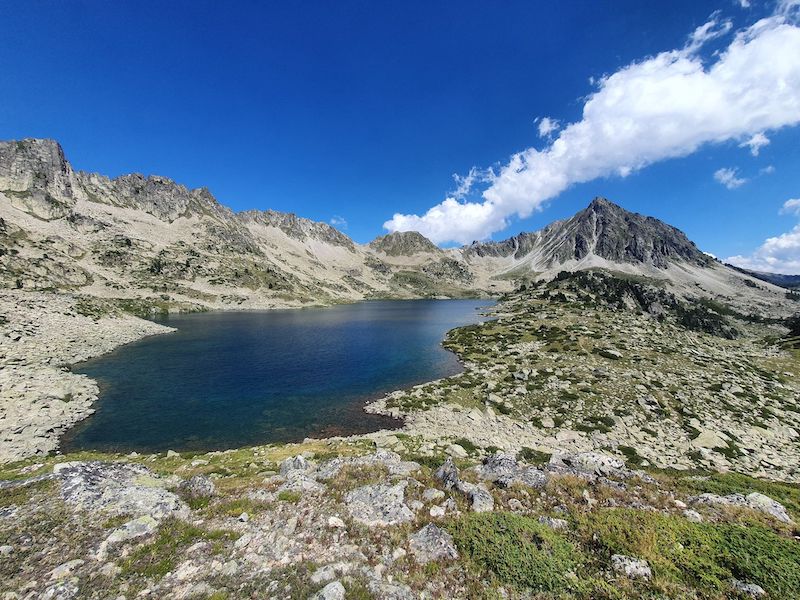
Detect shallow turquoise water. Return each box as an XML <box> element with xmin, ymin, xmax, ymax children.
<box><xmin>62</xmin><ymin>299</ymin><xmax>492</xmax><ymax>453</ymax></box>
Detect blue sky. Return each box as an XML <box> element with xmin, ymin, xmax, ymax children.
<box><xmin>1</xmin><ymin>1</ymin><xmax>799</xmax><ymax>270</ymax></box>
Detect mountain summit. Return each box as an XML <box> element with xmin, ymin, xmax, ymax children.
<box><xmin>468</xmin><ymin>197</ymin><xmax>711</xmax><ymax>270</ymax></box>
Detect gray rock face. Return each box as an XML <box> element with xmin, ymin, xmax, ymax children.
<box><xmin>344</xmin><ymin>481</ymin><xmax>414</xmax><ymax>527</ymax></box>
<box><xmin>433</xmin><ymin>458</ymin><xmax>460</xmax><ymax>490</ymax></box>
<box><xmin>466</xmin><ymin>197</ymin><xmax>711</xmax><ymax>269</ymax></box>
<box><xmin>611</xmin><ymin>554</ymin><xmax>652</xmax><ymax>579</ymax></box>
<box><xmin>241</xmin><ymin>210</ymin><xmax>356</xmax><ymax>250</ymax></box>
<box><xmin>316</xmin><ymin>449</ymin><xmax>419</xmax><ymax>480</ymax></box>
<box><xmin>280</xmin><ymin>455</ymin><xmax>310</xmax><ymax>476</ymax></box>
<box><xmin>53</xmin><ymin>461</ymin><xmax>187</xmax><ymax>520</ymax></box>
<box><xmin>369</xmin><ymin>231</ymin><xmax>441</xmax><ymax>256</ymax></box>
<box><xmin>549</xmin><ymin>451</ymin><xmax>626</xmax><ymax>478</ymax></box>
<box><xmin>434</xmin><ymin>458</ymin><xmax>494</xmax><ymax>512</ymax></box>
<box><xmin>407</xmin><ymin>524</ymin><xmax>459</xmax><ymax>564</ymax></box>
<box><xmin>0</xmin><ymin>139</ymin><xmax>77</xmax><ymax>220</ymax></box>
<box><xmin>474</xmin><ymin>453</ymin><xmax>547</xmax><ymax>489</ymax></box>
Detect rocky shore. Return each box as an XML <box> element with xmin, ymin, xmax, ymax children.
<box><xmin>0</xmin><ymin>290</ymin><xmax>173</xmax><ymax>462</ymax></box>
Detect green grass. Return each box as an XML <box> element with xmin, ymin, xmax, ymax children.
<box><xmin>676</xmin><ymin>471</ymin><xmax>800</xmax><ymax>521</ymax></box>
<box><xmin>120</xmin><ymin>518</ymin><xmax>238</xmax><ymax>578</ymax></box>
<box><xmin>277</xmin><ymin>490</ymin><xmax>302</xmax><ymax>503</ymax></box>
<box><xmin>452</xmin><ymin>437</ymin><xmax>479</xmax><ymax>455</ymax></box>
<box><xmin>579</xmin><ymin>508</ymin><xmax>800</xmax><ymax>596</ymax></box>
<box><xmin>447</xmin><ymin>512</ymin><xmax>582</xmax><ymax>592</ymax></box>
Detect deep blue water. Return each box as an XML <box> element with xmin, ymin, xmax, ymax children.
<box><xmin>62</xmin><ymin>299</ymin><xmax>492</xmax><ymax>453</ymax></box>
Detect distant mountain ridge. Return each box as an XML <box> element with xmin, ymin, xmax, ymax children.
<box><xmin>725</xmin><ymin>264</ymin><xmax>800</xmax><ymax>290</ymax></box>
<box><xmin>0</xmin><ymin>138</ymin><xmax>790</xmax><ymax>315</ymax></box>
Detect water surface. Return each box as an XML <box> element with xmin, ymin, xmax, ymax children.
<box><xmin>62</xmin><ymin>299</ymin><xmax>491</xmax><ymax>453</ymax></box>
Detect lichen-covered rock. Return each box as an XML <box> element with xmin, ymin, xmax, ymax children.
<box><xmin>474</xmin><ymin>453</ymin><xmax>547</xmax><ymax>489</ymax></box>
<box><xmin>407</xmin><ymin>524</ymin><xmax>458</xmax><ymax>564</ymax></box>
<box><xmin>692</xmin><ymin>492</ymin><xmax>794</xmax><ymax>523</ymax></box>
<box><xmin>611</xmin><ymin>554</ymin><xmax>652</xmax><ymax>579</ymax></box>
<box><xmin>344</xmin><ymin>481</ymin><xmax>414</xmax><ymax>526</ymax></box>
<box><xmin>53</xmin><ymin>461</ymin><xmax>187</xmax><ymax>520</ymax></box>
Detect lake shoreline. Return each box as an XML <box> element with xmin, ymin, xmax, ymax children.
<box><xmin>0</xmin><ymin>289</ymin><xmax>494</xmax><ymax>463</ymax></box>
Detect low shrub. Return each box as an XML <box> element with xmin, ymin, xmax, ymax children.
<box><xmin>447</xmin><ymin>512</ymin><xmax>582</xmax><ymax>592</ymax></box>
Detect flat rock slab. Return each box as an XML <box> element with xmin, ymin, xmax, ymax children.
<box><xmin>344</xmin><ymin>481</ymin><xmax>414</xmax><ymax>526</ymax></box>
<box><xmin>53</xmin><ymin>461</ymin><xmax>187</xmax><ymax>520</ymax></box>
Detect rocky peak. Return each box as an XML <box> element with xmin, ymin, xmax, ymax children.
<box><xmin>0</xmin><ymin>138</ymin><xmax>78</xmax><ymax>219</ymax></box>
<box><xmin>239</xmin><ymin>209</ymin><xmax>355</xmax><ymax>250</ymax></box>
<box><xmin>369</xmin><ymin>231</ymin><xmax>440</xmax><ymax>256</ymax></box>
<box><xmin>77</xmin><ymin>172</ymin><xmax>226</xmax><ymax>223</ymax></box>
<box><xmin>465</xmin><ymin>197</ymin><xmax>711</xmax><ymax>269</ymax></box>
<box><xmin>558</xmin><ymin>196</ymin><xmax>710</xmax><ymax>268</ymax></box>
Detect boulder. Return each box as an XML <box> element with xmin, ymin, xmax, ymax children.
<box><xmin>310</xmin><ymin>581</ymin><xmax>345</xmax><ymax>600</ymax></box>
<box><xmin>179</xmin><ymin>475</ymin><xmax>216</xmax><ymax>499</ymax></box>
<box><xmin>611</xmin><ymin>554</ymin><xmax>652</xmax><ymax>579</ymax></box>
<box><xmin>344</xmin><ymin>481</ymin><xmax>414</xmax><ymax>526</ymax></box>
<box><xmin>407</xmin><ymin>524</ymin><xmax>458</xmax><ymax>564</ymax></box>
<box><xmin>53</xmin><ymin>461</ymin><xmax>187</xmax><ymax>520</ymax></box>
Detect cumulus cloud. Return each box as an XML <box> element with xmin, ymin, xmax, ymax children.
<box><xmin>739</xmin><ymin>0</ymin><xmax>751</xmax><ymax>8</ymax></box>
<box><xmin>780</xmin><ymin>198</ymin><xmax>800</xmax><ymax>215</ymax></box>
<box><xmin>536</xmin><ymin>117</ymin><xmax>560</xmax><ymax>139</ymax></box>
<box><xmin>727</xmin><ymin>198</ymin><xmax>800</xmax><ymax>273</ymax></box>
<box><xmin>714</xmin><ymin>167</ymin><xmax>748</xmax><ymax>189</ymax></box>
<box><xmin>384</xmin><ymin>7</ymin><xmax>800</xmax><ymax>245</ymax></box>
<box><xmin>739</xmin><ymin>131</ymin><xmax>770</xmax><ymax>155</ymax></box>
<box><xmin>330</xmin><ymin>215</ymin><xmax>348</xmax><ymax>228</ymax></box>
<box><xmin>761</xmin><ymin>164</ymin><xmax>776</xmax><ymax>174</ymax></box>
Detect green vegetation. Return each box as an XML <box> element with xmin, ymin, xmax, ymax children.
<box><xmin>676</xmin><ymin>471</ymin><xmax>800</xmax><ymax>521</ymax></box>
<box><xmin>120</xmin><ymin>519</ymin><xmax>237</xmax><ymax>578</ymax></box>
<box><xmin>277</xmin><ymin>490</ymin><xmax>302</xmax><ymax>503</ymax></box>
<box><xmin>447</xmin><ymin>512</ymin><xmax>581</xmax><ymax>592</ymax></box>
<box><xmin>578</xmin><ymin>508</ymin><xmax>800</xmax><ymax>597</ymax></box>
<box><xmin>517</xmin><ymin>447</ymin><xmax>552</xmax><ymax>465</ymax></box>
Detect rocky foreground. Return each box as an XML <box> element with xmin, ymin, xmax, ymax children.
<box><xmin>1</xmin><ymin>441</ymin><xmax>798</xmax><ymax>599</ymax></box>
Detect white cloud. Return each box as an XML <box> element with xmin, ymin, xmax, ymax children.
<box><xmin>739</xmin><ymin>131</ymin><xmax>770</xmax><ymax>155</ymax></box>
<box><xmin>330</xmin><ymin>215</ymin><xmax>348</xmax><ymax>228</ymax></box>
<box><xmin>780</xmin><ymin>198</ymin><xmax>800</xmax><ymax>215</ymax></box>
<box><xmin>739</xmin><ymin>0</ymin><xmax>751</xmax><ymax>8</ymax></box>
<box><xmin>714</xmin><ymin>167</ymin><xmax>748</xmax><ymax>189</ymax></box>
<box><xmin>727</xmin><ymin>225</ymin><xmax>800</xmax><ymax>273</ymax></box>
<box><xmin>536</xmin><ymin>117</ymin><xmax>560</xmax><ymax>138</ymax></box>
<box><xmin>451</xmin><ymin>167</ymin><xmax>494</xmax><ymax>200</ymax></box>
<box><xmin>726</xmin><ymin>197</ymin><xmax>800</xmax><ymax>273</ymax></box>
<box><xmin>384</xmin><ymin>9</ymin><xmax>800</xmax><ymax>245</ymax></box>
<box><xmin>761</xmin><ymin>164</ymin><xmax>776</xmax><ymax>174</ymax></box>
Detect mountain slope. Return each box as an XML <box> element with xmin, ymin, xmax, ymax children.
<box><xmin>0</xmin><ymin>138</ymin><xmax>791</xmax><ymax>316</ymax></box>
<box><xmin>0</xmin><ymin>139</ymin><xmax>494</xmax><ymax>309</ymax></box>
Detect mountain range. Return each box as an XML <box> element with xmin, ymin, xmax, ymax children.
<box><xmin>0</xmin><ymin>138</ymin><xmax>791</xmax><ymax>316</ymax></box>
